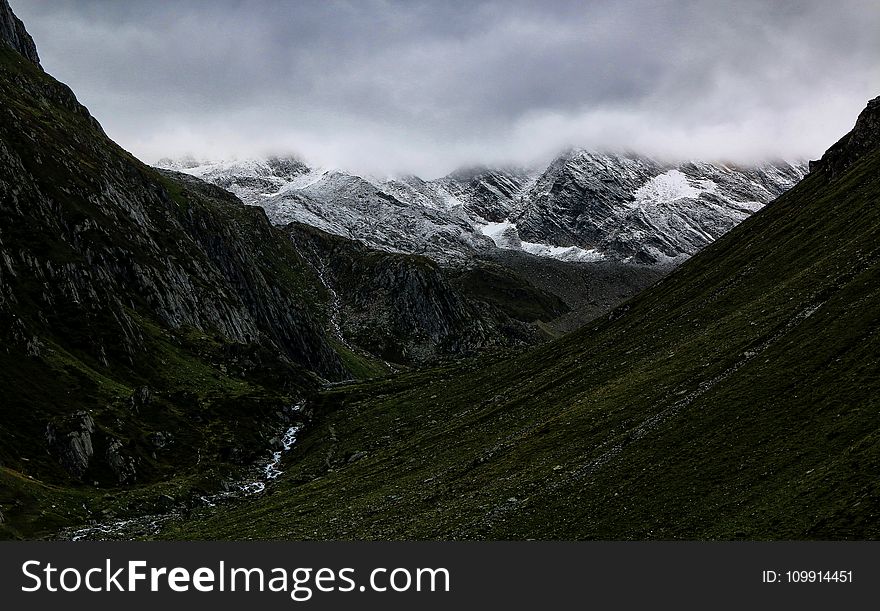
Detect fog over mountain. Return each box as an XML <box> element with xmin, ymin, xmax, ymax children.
<box><xmin>12</xmin><ymin>0</ymin><xmax>880</xmax><ymax>176</ymax></box>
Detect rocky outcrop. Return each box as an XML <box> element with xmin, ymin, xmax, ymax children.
<box><xmin>125</xmin><ymin>386</ymin><xmax>153</xmax><ymax>413</ymax></box>
<box><xmin>810</xmin><ymin>95</ymin><xmax>880</xmax><ymax>179</ymax></box>
<box><xmin>0</xmin><ymin>0</ymin><xmax>40</xmax><ymax>66</ymax></box>
<box><xmin>45</xmin><ymin>412</ymin><xmax>95</xmax><ymax>479</ymax></box>
<box><xmin>106</xmin><ymin>438</ymin><xmax>137</xmax><ymax>484</ymax></box>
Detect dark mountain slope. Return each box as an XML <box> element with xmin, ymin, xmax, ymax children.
<box><xmin>287</xmin><ymin>223</ymin><xmax>567</xmax><ymax>366</ymax></box>
<box><xmin>0</xmin><ymin>25</ymin><xmax>365</xmax><ymax>535</ymax></box>
<box><xmin>163</xmin><ymin>97</ymin><xmax>880</xmax><ymax>540</ymax></box>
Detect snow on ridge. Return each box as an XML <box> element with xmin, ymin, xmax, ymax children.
<box><xmin>154</xmin><ymin>153</ymin><xmax>805</xmax><ymax>266</ymax></box>
<box><xmin>379</xmin><ymin>177</ymin><xmax>466</xmax><ymax>211</ymax></box>
<box><xmin>272</xmin><ymin>167</ymin><xmax>331</xmax><ymax>195</ymax></box>
<box><xmin>158</xmin><ymin>157</ymin><xmax>269</xmax><ymax>178</ymax></box>
<box><xmin>634</xmin><ymin>169</ymin><xmax>704</xmax><ymax>206</ymax></box>
<box><xmin>479</xmin><ymin>220</ymin><xmax>605</xmax><ymax>263</ymax></box>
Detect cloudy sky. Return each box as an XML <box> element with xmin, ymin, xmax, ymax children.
<box><xmin>13</xmin><ymin>0</ymin><xmax>880</xmax><ymax>177</ymax></box>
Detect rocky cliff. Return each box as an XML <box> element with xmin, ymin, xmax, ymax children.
<box><xmin>810</xmin><ymin>96</ymin><xmax>880</xmax><ymax>179</ymax></box>
<box><xmin>0</xmin><ymin>0</ymin><xmax>39</xmax><ymax>67</ymax></box>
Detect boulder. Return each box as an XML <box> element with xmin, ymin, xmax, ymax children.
<box><xmin>105</xmin><ymin>438</ymin><xmax>137</xmax><ymax>484</ymax></box>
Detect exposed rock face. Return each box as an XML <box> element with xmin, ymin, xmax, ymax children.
<box><xmin>811</xmin><ymin>96</ymin><xmax>880</xmax><ymax>179</ymax></box>
<box><xmin>45</xmin><ymin>412</ymin><xmax>95</xmax><ymax>479</ymax></box>
<box><xmin>125</xmin><ymin>386</ymin><xmax>153</xmax><ymax>413</ymax></box>
<box><xmin>160</xmin><ymin>152</ymin><xmax>805</xmax><ymax>266</ymax></box>
<box><xmin>513</xmin><ymin>152</ymin><xmax>806</xmax><ymax>263</ymax></box>
<box><xmin>431</xmin><ymin>166</ymin><xmax>534</xmax><ymax>222</ymax></box>
<box><xmin>0</xmin><ymin>0</ymin><xmax>40</xmax><ymax>66</ymax></box>
<box><xmin>156</xmin><ymin>171</ymin><xmax>346</xmax><ymax>378</ymax></box>
<box><xmin>287</xmin><ymin>223</ymin><xmax>566</xmax><ymax>364</ymax></box>
<box><xmin>147</xmin><ymin>432</ymin><xmax>170</xmax><ymax>450</ymax></box>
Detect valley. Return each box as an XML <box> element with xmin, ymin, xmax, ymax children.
<box><xmin>1</xmin><ymin>0</ymin><xmax>876</xmax><ymax>542</ymax></box>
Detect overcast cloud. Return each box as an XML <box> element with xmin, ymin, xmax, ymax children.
<box><xmin>12</xmin><ymin>0</ymin><xmax>880</xmax><ymax>177</ymax></box>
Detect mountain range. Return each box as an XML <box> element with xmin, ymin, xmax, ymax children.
<box><xmin>157</xmin><ymin>152</ymin><xmax>805</xmax><ymax>265</ymax></box>
<box><xmin>1</xmin><ymin>0</ymin><xmax>877</xmax><ymax>540</ymax></box>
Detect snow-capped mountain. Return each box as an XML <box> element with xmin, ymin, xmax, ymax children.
<box><xmin>158</xmin><ymin>157</ymin><xmax>496</xmax><ymax>260</ymax></box>
<box><xmin>156</xmin><ymin>151</ymin><xmax>806</xmax><ymax>265</ymax></box>
<box><xmin>515</xmin><ymin>151</ymin><xmax>806</xmax><ymax>263</ymax></box>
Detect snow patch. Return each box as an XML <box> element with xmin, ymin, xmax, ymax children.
<box><xmin>520</xmin><ymin>241</ymin><xmax>605</xmax><ymax>263</ymax></box>
<box><xmin>479</xmin><ymin>220</ymin><xmax>604</xmax><ymax>263</ymax></box>
<box><xmin>634</xmin><ymin>169</ymin><xmax>702</xmax><ymax>205</ymax></box>
<box><xmin>480</xmin><ymin>221</ymin><xmax>519</xmax><ymax>248</ymax></box>
<box><xmin>272</xmin><ymin>167</ymin><xmax>331</xmax><ymax>195</ymax></box>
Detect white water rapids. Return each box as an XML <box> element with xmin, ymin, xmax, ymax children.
<box><xmin>238</xmin><ymin>424</ymin><xmax>301</xmax><ymax>495</ymax></box>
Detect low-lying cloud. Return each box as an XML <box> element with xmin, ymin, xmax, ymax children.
<box><xmin>13</xmin><ymin>0</ymin><xmax>880</xmax><ymax>177</ymax></box>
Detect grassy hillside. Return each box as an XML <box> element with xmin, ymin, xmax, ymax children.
<box><xmin>161</xmin><ymin>114</ymin><xmax>880</xmax><ymax>540</ymax></box>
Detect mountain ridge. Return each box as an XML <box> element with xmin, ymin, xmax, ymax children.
<box><xmin>811</xmin><ymin>95</ymin><xmax>880</xmax><ymax>178</ymax></box>
<box><xmin>2</xmin><ymin>0</ymin><xmax>876</xmax><ymax>541</ymax></box>
<box><xmin>158</xmin><ymin>151</ymin><xmax>805</xmax><ymax>265</ymax></box>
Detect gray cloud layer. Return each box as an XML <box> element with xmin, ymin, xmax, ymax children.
<box><xmin>12</xmin><ymin>0</ymin><xmax>880</xmax><ymax>176</ymax></box>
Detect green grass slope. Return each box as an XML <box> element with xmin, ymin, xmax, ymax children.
<box><xmin>162</xmin><ymin>103</ymin><xmax>880</xmax><ymax>540</ymax></box>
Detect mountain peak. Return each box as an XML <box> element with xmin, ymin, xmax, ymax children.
<box><xmin>810</xmin><ymin>95</ymin><xmax>880</xmax><ymax>178</ymax></box>
<box><xmin>0</xmin><ymin>0</ymin><xmax>41</xmax><ymax>67</ymax></box>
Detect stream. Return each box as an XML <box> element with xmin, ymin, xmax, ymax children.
<box><xmin>58</xmin><ymin>402</ymin><xmax>305</xmax><ymax>541</ymax></box>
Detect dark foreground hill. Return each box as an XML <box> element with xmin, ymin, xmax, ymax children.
<box><xmin>161</xmin><ymin>97</ymin><xmax>880</xmax><ymax>540</ymax></box>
